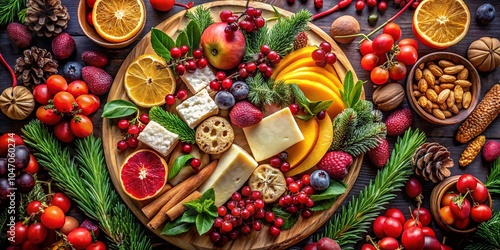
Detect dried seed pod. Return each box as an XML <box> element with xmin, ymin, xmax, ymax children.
<box><xmin>455</xmin><ymin>80</ymin><xmax>472</xmax><ymax>88</ymax></box>
<box><xmin>413</xmin><ymin>90</ymin><xmax>423</xmax><ymax>98</ymax></box>
<box><xmin>442</xmin><ymin>110</ymin><xmax>452</xmax><ymax>118</ymax></box>
<box><xmin>423</xmin><ymin>69</ymin><xmax>435</xmax><ymax>87</ymax></box>
<box><xmin>454</xmin><ymin>85</ymin><xmax>464</xmax><ymax>104</ymax></box>
<box><xmin>415</xmin><ymin>68</ymin><xmax>423</xmax><ymax>81</ymax></box>
<box><xmin>459</xmin><ymin>135</ymin><xmax>486</xmax><ymax>167</ymax></box>
<box><xmin>449</xmin><ymin>104</ymin><xmax>460</xmax><ymax>114</ymax></box>
<box><xmin>437</xmin><ymin>89</ymin><xmax>451</xmax><ymax>104</ymax></box>
<box><xmin>418</xmin><ymin>96</ymin><xmax>428</xmax><ymax>108</ymax></box>
<box><xmin>440</xmin><ymin>83</ymin><xmax>455</xmax><ymax>89</ymax></box>
<box><xmin>434</xmin><ymin>85</ymin><xmax>442</xmax><ymax>94</ymax></box>
<box><xmin>446</xmin><ymin>91</ymin><xmax>455</xmax><ymax>108</ymax></box>
<box><xmin>418</xmin><ymin>79</ymin><xmax>428</xmax><ymax>92</ymax></box>
<box><xmin>426</xmin><ymin>89</ymin><xmax>438</xmax><ymax>102</ymax></box>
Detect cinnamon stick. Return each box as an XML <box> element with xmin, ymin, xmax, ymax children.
<box><xmin>166</xmin><ymin>191</ymin><xmax>202</xmax><ymax>220</ymax></box>
<box><xmin>145</xmin><ymin>160</ymin><xmax>218</xmax><ymax>229</ymax></box>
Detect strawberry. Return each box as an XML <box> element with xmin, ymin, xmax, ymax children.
<box><xmin>317</xmin><ymin>151</ymin><xmax>353</xmax><ymax>179</ymax></box>
<box><xmin>483</xmin><ymin>140</ymin><xmax>500</xmax><ymax>162</ymax></box>
<box><xmin>51</xmin><ymin>33</ymin><xmax>75</xmax><ymax>60</ymax></box>
<box><xmin>229</xmin><ymin>101</ymin><xmax>263</xmax><ymax>128</ymax></box>
<box><xmin>7</xmin><ymin>23</ymin><xmax>32</xmax><ymax>49</ymax></box>
<box><xmin>385</xmin><ymin>108</ymin><xmax>413</xmax><ymax>136</ymax></box>
<box><xmin>81</xmin><ymin>50</ymin><xmax>108</xmax><ymax>68</ymax></box>
<box><xmin>367</xmin><ymin>139</ymin><xmax>389</xmax><ymax>168</ymax></box>
<box><xmin>82</xmin><ymin>66</ymin><xmax>113</xmax><ymax>95</ymax></box>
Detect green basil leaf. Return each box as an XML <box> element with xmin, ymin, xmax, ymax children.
<box><xmin>161</xmin><ymin>218</ymin><xmax>193</xmax><ymax>235</ymax></box>
<box><xmin>101</xmin><ymin>100</ymin><xmax>138</xmax><ymax>119</ymax></box>
<box><xmin>205</xmin><ymin>204</ymin><xmax>218</xmax><ymax>218</ymax></box>
<box><xmin>151</xmin><ymin>28</ymin><xmax>175</xmax><ymax>62</ymax></box>
<box><xmin>195</xmin><ymin>213</ymin><xmax>214</xmax><ymax>236</ymax></box>
<box><xmin>184</xmin><ymin>201</ymin><xmax>203</xmax><ymax>213</ymax></box>
<box><xmin>185</xmin><ymin>21</ymin><xmax>201</xmax><ymax>56</ymax></box>
<box><xmin>200</xmin><ymin>188</ymin><xmax>215</xmax><ymax>202</ymax></box>
<box><xmin>179</xmin><ymin>209</ymin><xmax>197</xmax><ymax>223</ymax></box>
<box><xmin>311</xmin><ymin>100</ymin><xmax>333</xmax><ymax>114</ymax></box>
<box><xmin>169</xmin><ymin>154</ymin><xmax>194</xmax><ymax>180</ymax></box>
<box><xmin>310</xmin><ymin>180</ymin><xmax>347</xmax><ymax>202</ymax></box>
<box><xmin>176</xmin><ymin>31</ymin><xmax>189</xmax><ymax>48</ymax></box>
<box><xmin>309</xmin><ymin>198</ymin><xmax>336</xmax><ymax>211</ymax></box>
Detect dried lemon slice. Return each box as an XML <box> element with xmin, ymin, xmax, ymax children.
<box><xmin>248</xmin><ymin>164</ymin><xmax>286</xmax><ymax>203</ymax></box>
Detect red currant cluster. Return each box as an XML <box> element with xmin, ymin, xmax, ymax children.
<box><xmin>209</xmin><ymin>71</ymin><xmax>234</xmax><ymax>91</ymax></box>
<box><xmin>277</xmin><ymin>174</ymin><xmax>315</xmax><ymax>217</ymax></box>
<box><xmin>171</xmin><ymin>46</ymin><xmax>208</xmax><ymax>76</ymax></box>
<box><xmin>394</xmin><ymin>0</ymin><xmax>421</xmax><ymax>8</ymax></box>
<box><xmin>219</xmin><ymin>7</ymin><xmax>265</xmax><ymax>34</ymax></box>
<box><xmin>311</xmin><ymin>42</ymin><xmax>337</xmax><ymax>67</ymax></box>
<box><xmin>164</xmin><ymin>89</ymin><xmax>188</xmax><ymax>106</ymax></box>
<box><xmin>116</xmin><ymin>113</ymin><xmax>150</xmax><ymax>150</ymax></box>
<box><xmin>269</xmin><ymin>151</ymin><xmax>291</xmax><ymax>173</ymax></box>
<box><xmin>180</xmin><ymin>143</ymin><xmax>202</xmax><ymax>171</ymax></box>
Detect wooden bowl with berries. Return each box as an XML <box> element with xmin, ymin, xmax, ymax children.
<box><xmin>430</xmin><ymin>175</ymin><xmax>493</xmax><ymax>234</ymax></box>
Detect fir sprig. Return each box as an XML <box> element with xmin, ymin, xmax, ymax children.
<box><xmin>0</xmin><ymin>0</ymin><xmax>26</xmax><ymax>26</ymax></box>
<box><xmin>246</xmin><ymin>73</ymin><xmax>293</xmax><ymax>111</ymax></box>
<box><xmin>148</xmin><ymin>106</ymin><xmax>196</xmax><ymax>144</ymax></box>
<box><xmin>485</xmin><ymin>157</ymin><xmax>500</xmax><ymax>195</ymax></box>
<box><xmin>464</xmin><ymin>210</ymin><xmax>500</xmax><ymax>250</ymax></box>
<box><xmin>186</xmin><ymin>6</ymin><xmax>213</xmax><ymax>32</ymax></box>
<box><xmin>316</xmin><ymin>129</ymin><xmax>426</xmax><ymax>249</ymax></box>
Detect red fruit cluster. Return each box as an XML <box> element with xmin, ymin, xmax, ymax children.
<box><xmin>172</xmin><ymin>46</ymin><xmax>208</xmax><ymax>76</ymax></box>
<box><xmin>34</xmin><ymin>75</ymin><xmax>100</xmax><ymax>142</ymax></box>
<box><xmin>116</xmin><ymin>113</ymin><xmax>150</xmax><ymax>151</ymax></box>
<box><xmin>269</xmin><ymin>151</ymin><xmax>291</xmax><ymax>173</ymax></box>
<box><xmin>355</xmin><ymin>0</ymin><xmax>388</xmax><ymax>12</ymax></box>
<box><xmin>311</xmin><ymin>42</ymin><xmax>337</xmax><ymax>67</ymax></box>
<box><xmin>277</xmin><ymin>174</ymin><xmax>316</xmax><ymax>217</ymax></box>
<box><xmin>220</xmin><ymin>8</ymin><xmax>265</xmax><ymax>34</ymax></box>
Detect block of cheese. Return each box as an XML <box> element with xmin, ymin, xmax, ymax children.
<box><xmin>243</xmin><ymin>107</ymin><xmax>304</xmax><ymax>161</ymax></box>
<box><xmin>181</xmin><ymin>66</ymin><xmax>215</xmax><ymax>94</ymax></box>
<box><xmin>137</xmin><ymin>120</ymin><xmax>179</xmax><ymax>157</ymax></box>
<box><xmin>198</xmin><ymin>144</ymin><xmax>258</xmax><ymax>206</ymax></box>
<box><xmin>176</xmin><ymin>89</ymin><xmax>219</xmax><ymax>129</ymax></box>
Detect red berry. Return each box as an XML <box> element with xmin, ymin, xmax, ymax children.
<box><xmin>127</xmin><ymin>137</ymin><xmax>139</xmax><ymax>148</ymax></box>
<box><xmin>139</xmin><ymin>113</ymin><xmax>149</xmax><ymax>124</ymax></box>
<box><xmin>280</xmin><ymin>161</ymin><xmax>290</xmax><ymax>172</ymax></box>
<box><xmin>253</xmin><ymin>221</ymin><xmax>262</xmax><ymax>231</ymax></box>
<box><xmin>325</xmin><ymin>53</ymin><xmax>337</xmax><ymax>65</ymax></box>
<box><xmin>302</xmin><ymin>186</ymin><xmax>314</xmax><ymax>195</ymax></box>
<box><xmin>267</xmin><ymin>51</ymin><xmax>278</xmax><ymax>61</ymax></box>
<box><xmin>186</xmin><ymin>60</ymin><xmax>197</xmax><ymax>72</ymax></box>
<box><xmin>302</xmin><ymin>209</ymin><xmax>312</xmax><ymax>218</ymax></box>
<box><xmin>319</xmin><ymin>42</ymin><xmax>332</xmax><ymax>53</ymax></box>
<box><xmin>220</xmin><ymin>10</ymin><xmax>233</xmax><ymax>22</ymax></box>
<box><xmin>246</xmin><ymin>62</ymin><xmax>257</xmax><ymax>72</ymax></box>
<box><xmin>216</xmin><ymin>71</ymin><xmax>226</xmax><ymax>80</ymax></box>
<box><xmin>260</xmin><ymin>45</ymin><xmax>271</xmax><ymax>55</ymax></box>
<box><xmin>165</xmin><ymin>94</ymin><xmax>175</xmax><ymax>105</ymax></box>
<box><xmin>117</xmin><ymin>140</ymin><xmax>127</xmax><ymax>150</ymax></box>
<box><xmin>231</xmin><ymin>208</ymin><xmax>241</xmax><ymax>217</ymax></box>
<box><xmin>170</xmin><ymin>47</ymin><xmax>181</xmax><ymax>58</ymax></box>
<box><xmin>287</xmin><ymin>204</ymin><xmax>298</xmax><ymax>214</ymax></box>
<box><xmin>269</xmin><ymin>226</ymin><xmax>281</xmax><ymax>237</ymax></box>
<box><xmin>317</xmin><ymin>110</ymin><xmax>326</xmax><ymax>120</ymax></box>
<box><xmin>180</xmin><ymin>45</ymin><xmax>189</xmax><ymax>56</ymax></box>
<box><xmin>239</xmin><ymin>68</ymin><xmax>248</xmax><ymax>78</ymax></box>
<box><xmin>312</xmin><ymin>49</ymin><xmax>326</xmax><ymax>62</ymax></box>
<box><xmin>221</xmin><ymin>221</ymin><xmax>233</xmax><ymax>233</ymax></box>
<box><xmin>117</xmin><ymin>119</ymin><xmax>129</xmax><ymax>130</ymax></box>
<box><xmin>367</xmin><ymin>0</ymin><xmax>377</xmax><ymax>7</ymax></box>
<box><xmin>176</xmin><ymin>90</ymin><xmax>188</xmax><ymax>100</ymax></box>
<box><xmin>305</xmin><ymin>198</ymin><xmax>315</xmax><ymax>208</ymax></box>
<box><xmin>218</xmin><ymin>206</ymin><xmax>227</xmax><ymax>216</ymax></box>
<box><xmin>355</xmin><ymin>0</ymin><xmax>365</xmax><ymax>10</ymax></box>
<box><xmin>251</xmin><ymin>191</ymin><xmax>263</xmax><ymax>200</ymax></box>
<box><xmin>286</xmin><ymin>177</ymin><xmax>295</xmax><ymax>186</ymax></box>
<box><xmin>289</xmin><ymin>103</ymin><xmax>299</xmax><ymax>114</ymax></box>
<box><xmin>298</xmin><ymin>192</ymin><xmax>308</xmax><ymax>203</ymax></box>
<box><xmin>221</xmin><ymin>78</ymin><xmax>233</xmax><ymax>90</ymax></box>
<box><xmin>289</xmin><ymin>182</ymin><xmax>300</xmax><ymax>193</ymax></box>
<box><xmin>128</xmin><ymin>124</ymin><xmax>139</xmax><ymax>135</ymax></box>
<box><xmin>209</xmin><ymin>80</ymin><xmax>220</xmax><ymax>91</ymax></box>
<box><xmin>241</xmin><ymin>186</ymin><xmax>252</xmax><ymax>197</ymax></box>
<box><xmin>231</xmin><ymin>192</ymin><xmax>242</xmax><ymax>201</ymax></box>
<box><xmin>378</xmin><ymin>1</ymin><xmax>387</xmax><ymax>11</ymax></box>
<box><xmin>197</xmin><ymin>58</ymin><xmax>208</xmax><ymax>68</ymax></box>
<box><xmin>314</xmin><ymin>0</ymin><xmax>323</xmax><ymax>9</ymax></box>
<box><xmin>274</xmin><ymin>217</ymin><xmax>284</xmax><ymax>227</ymax></box>
<box><xmin>254</xmin><ymin>199</ymin><xmax>264</xmax><ymax>209</ymax></box>
<box><xmin>175</xmin><ymin>64</ymin><xmax>186</xmax><ymax>75</ymax></box>
<box><xmin>182</xmin><ymin>143</ymin><xmax>192</xmax><ymax>153</ymax></box>
<box><xmin>193</xmin><ymin>49</ymin><xmax>203</xmax><ymax>59</ymax></box>
<box><xmin>258</xmin><ymin>63</ymin><xmax>268</xmax><ymax>72</ymax></box>
<box><xmin>269</xmin><ymin>156</ymin><xmax>281</xmax><ymax>167</ymax></box>
<box><xmin>190</xmin><ymin>158</ymin><xmax>201</xmax><ymax>169</ymax></box>
<box><xmin>301</xmin><ymin>174</ymin><xmax>311</xmax><ymax>186</ymax></box>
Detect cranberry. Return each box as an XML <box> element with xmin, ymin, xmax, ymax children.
<box><xmin>269</xmin><ymin>156</ymin><xmax>281</xmax><ymax>168</ymax></box>
<box><xmin>280</xmin><ymin>161</ymin><xmax>291</xmax><ymax>172</ymax></box>
<box><xmin>218</xmin><ymin>206</ymin><xmax>227</xmax><ymax>216</ymax></box>
<box><xmin>117</xmin><ymin>140</ymin><xmax>127</xmax><ymax>150</ymax></box>
<box><xmin>165</xmin><ymin>94</ymin><xmax>175</xmax><ymax>105</ymax></box>
<box><xmin>126</xmin><ymin>137</ymin><xmax>139</xmax><ymax>148</ymax></box>
<box><xmin>176</xmin><ymin>90</ymin><xmax>188</xmax><ymax>100</ymax></box>
<box><xmin>252</xmin><ymin>221</ymin><xmax>262</xmax><ymax>231</ymax></box>
<box><xmin>241</xmin><ymin>186</ymin><xmax>252</xmax><ymax>197</ymax></box>
<box><xmin>117</xmin><ymin>119</ymin><xmax>129</xmax><ymax>130</ymax></box>
<box><xmin>216</xmin><ymin>71</ymin><xmax>226</xmax><ymax>80</ymax></box>
<box><xmin>128</xmin><ymin>124</ymin><xmax>139</xmax><ymax>135</ymax></box>
<box><xmin>251</xmin><ymin>191</ymin><xmax>263</xmax><ymax>201</ymax></box>
<box><xmin>182</xmin><ymin>143</ymin><xmax>192</xmax><ymax>153</ymax></box>
<box><xmin>274</xmin><ymin>217</ymin><xmax>284</xmax><ymax>227</ymax></box>
<box><xmin>231</xmin><ymin>192</ymin><xmax>242</xmax><ymax>201</ymax></box>
<box><xmin>190</xmin><ymin>158</ymin><xmax>201</xmax><ymax>169</ymax></box>
<box><xmin>270</xmin><ymin>226</ymin><xmax>281</xmax><ymax>237</ymax></box>
<box><xmin>254</xmin><ymin>199</ymin><xmax>265</xmax><ymax>209</ymax></box>
<box><xmin>265</xmin><ymin>212</ymin><xmax>275</xmax><ymax>223</ymax></box>
<box><xmin>221</xmin><ymin>221</ymin><xmax>232</xmax><ymax>233</ymax></box>
<box><xmin>213</xmin><ymin>217</ymin><xmax>223</xmax><ymax>228</ymax></box>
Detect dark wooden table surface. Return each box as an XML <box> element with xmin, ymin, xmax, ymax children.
<box><xmin>1</xmin><ymin>0</ymin><xmax>499</xmax><ymax>249</ymax></box>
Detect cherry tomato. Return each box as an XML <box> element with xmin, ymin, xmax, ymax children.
<box><xmin>21</xmin><ymin>240</ymin><xmax>40</xmax><ymax>250</ymax></box>
<box><xmin>471</xmin><ymin>182</ymin><xmax>489</xmax><ymax>203</ymax></box>
<box><xmin>396</xmin><ymin>45</ymin><xmax>418</xmax><ymax>66</ymax></box>
<box><xmin>439</xmin><ymin>206</ymin><xmax>455</xmax><ymax>225</ymax></box>
<box><xmin>36</xmin><ymin>106</ymin><xmax>62</xmax><ymax>125</ymax></box>
<box><xmin>361</xmin><ymin>53</ymin><xmax>380</xmax><ymax>71</ymax></box>
<box><xmin>412</xmin><ymin>207</ymin><xmax>432</xmax><ymax>226</ymax></box>
<box><xmin>453</xmin><ymin>216</ymin><xmax>470</xmax><ymax>229</ymax></box>
<box><xmin>67</xmin><ymin>228</ymin><xmax>93</xmax><ymax>249</ymax></box>
<box><xmin>470</xmin><ymin>204</ymin><xmax>492</xmax><ymax>223</ymax></box>
<box><xmin>370</xmin><ymin>67</ymin><xmax>389</xmax><ymax>85</ymax></box>
<box><xmin>149</xmin><ymin>0</ymin><xmax>175</xmax><ymax>11</ymax></box>
<box><xmin>383</xmin><ymin>23</ymin><xmax>402</xmax><ymax>41</ymax></box>
<box><xmin>373</xmin><ymin>215</ymin><xmax>387</xmax><ymax>238</ymax></box>
<box><xmin>456</xmin><ymin>174</ymin><xmax>478</xmax><ymax>194</ymax></box>
<box><xmin>88</xmin><ymin>94</ymin><xmax>100</xmax><ymax>110</ymax></box>
<box><xmin>449</xmin><ymin>195</ymin><xmax>471</xmax><ymax>220</ymax></box>
<box><xmin>401</xmin><ymin>226</ymin><xmax>425</xmax><ymax>250</ymax></box>
<box><xmin>54</xmin><ymin>120</ymin><xmax>75</xmax><ymax>143</ymax></box>
<box><xmin>7</xmin><ymin>221</ymin><xmax>28</xmax><ymax>245</ymax></box>
<box><xmin>405</xmin><ymin>177</ymin><xmax>422</xmax><ymax>198</ymax></box>
<box><xmin>385</xmin><ymin>208</ymin><xmax>406</xmax><ymax>226</ymax></box>
<box><xmin>379</xmin><ymin>237</ymin><xmax>399</xmax><ymax>250</ymax></box>
<box><xmin>398</xmin><ymin>38</ymin><xmax>419</xmax><ymax>50</ymax></box>
<box><xmin>361</xmin><ymin>244</ymin><xmax>377</xmax><ymax>250</ymax></box>
<box><xmin>403</xmin><ymin>218</ymin><xmax>422</xmax><ymax>229</ymax></box>
<box><xmin>46</xmin><ymin>75</ymin><xmax>68</xmax><ymax>95</ymax></box>
<box><xmin>27</xmin><ymin>222</ymin><xmax>48</xmax><ymax>244</ymax></box>
<box><xmin>85</xmin><ymin>241</ymin><xmax>107</xmax><ymax>250</ymax></box>
<box><xmin>388</xmin><ymin>61</ymin><xmax>407</xmax><ymax>80</ymax></box>
<box><xmin>67</xmin><ymin>80</ymin><xmax>89</xmax><ymax>98</ymax></box>
<box><xmin>383</xmin><ymin>217</ymin><xmax>403</xmax><ymax>238</ymax></box>
<box><xmin>86</xmin><ymin>12</ymin><xmax>93</xmax><ymax>26</ymax></box>
<box><xmin>421</xmin><ymin>227</ymin><xmax>436</xmax><ymax>238</ymax></box>
<box><xmin>87</xmin><ymin>0</ymin><xmax>96</xmax><ymax>8</ymax></box>
<box><xmin>441</xmin><ymin>192</ymin><xmax>457</xmax><ymax>207</ymax></box>
<box><xmin>359</xmin><ymin>40</ymin><xmax>374</xmax><ymax>56</ymax></box>
<box><xmin>76</xmin><ymin>94</ymin><xmax>99</xmax><ymax>115</ymax></box>
<box><xmin>70</xmin><ymin>115</ymin><xmax>93</xmax><ymax>138</ymax></box>
<box><xmin>50</xmin><ymin>192</ymin><xmax>71</xmax><ymax>213</ymax></box>
<box><xmin>0</xmin><ymin>133</ymin><xmax>24</xmax><ymax>156</ymax></box>
<box><xmin>53</xmin><ymin>92</ymin><xmax>76</xmax><ymax>113</ymax></box>
<box><xmin>60</xmin><ymin>216</ymin><xmax>80</xmax><ymax>235</ymax></box>
<box><xmin>27</xmin><ymin>200</ymin><xmax>42</xmax><ymax>216</ymax></box>
<box><xmin>24</xmin><ymin>154</ymin><xmax>39</xmax><ymax>175</ymax></box>
<box><xmin>372</xmin><ymin>34</ymin><xmax>394</xmax><ymax>55</ymax></box>
<box><xmin>40</xmin><ymin>205</ymin><xmax>66</xmax><ymax>229</ymax></box>
<box><xmin>33</xmin><ymin>84</ymin><xmax>53</xmax><ymax>105</ymax></box>
<box><xmin>423</xmin><ymin>236</ymin><xmax>442</xmax><ymax>250</ymax></box>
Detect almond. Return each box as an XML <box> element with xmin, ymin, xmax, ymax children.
<box><xmin>434</xmin><ymin>85</ymin><xmax>442</xmax><ymax>94</ymax></box>
<box><xmin>425</xmin><ymin>89</ymin><xmax>438</xmax><ymax>102</ymax></box>
<box><xmin>455</xmin><ymin>80</ymin><xmax>472</xmax><ymax>88</ymax></box>
<box><xmin>438</xmin><ymin>60</ymin><xmax>455</xmax><ymax>68</ymax></box>
<box><xmin>463</xmin><ymin>91</ymin><xmax>472</xmax><ymax>109</ymax></box>
<box><xmin>415</xmin><ymin>68</ymin><xmax>423</xmax><ymax>81</ymax></box>
<box><xmin>433</xmin><ymin>109</ymin><xmax>446</xmax><ymax>120</ymax></box>
<box><xmin>444</xmin><ymin>65</ymin><xmax>464</xmax><ymax>74</ymax></box>
<box><xmin>418</xmin><ymin>79</ymin><xmax>428</xmax><ymax>92</ymax></box>
<box><xmin>437</xmin><ymin>89</ymin><xmax>451</xmax><ymax>104</ymax></box>
<box><xmin>432</xmin><ymin>103</ymin><xmax>439</xmax><ymax>109</ymax></box>
<box><xmin>446</xmin><ymin>91</ymin><xmax>455</xmax><ymax>108</ymax></box>
<box><xmin>372</xmin><ymin>83</ymin><xmax>405</xmax><ymax>111</ymax></box>
<box><xmin>439</xmin><ymin>74</ymin><xmax>457</xmax><ymax>83</ymax></box>
<box><xmin>413</xmin><ymin>91</ymin><xmax>423</xmax><ymax>98</ymax></box>
<box><xmin>439</xmin><ymin>102</ymin><xmax>448</xmax><ymax>111</ymax></box>
<box><xmin>418</xmin><ymin>96</ymin><xmax>428</xmax><ymax>108</ymax></box>
<box><xmin>440</xmin><ymin>83</ymin><xmax>455</xmax><ymax>89</ymax></box>
<box><xmin>457</xmin><ymin>68</ymin><xmax>469</xmax><ymax>80</ymax></box>
<box><xmin>442</xmin><ymin>110</ymin><xmax>452</xmax><ymax>118</ymax></box>
<box><xmin>449</xmin><ymin>104</ymin><xmax>459</xmax><ymax>114</ymax></box>
<box><xmin>429</xmin><ymin>64</ymin><xmax>444</xmax><ymax>76</ymax></box>
<box><xmin>418</xmin><ymin>62</ymin><xmax>425</xmax><ymax>69</ymax></box>
<box><xmin>423</xmin><ymin>69</ymin><xmax>435</xmax><ymax>87</ymax></box>
<box><xmin>454</xmin><ymin>85</ymin><xmax>464</xmax><ymax>104</ymax></box>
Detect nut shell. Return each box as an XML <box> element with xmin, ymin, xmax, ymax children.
<box><xmin>0</xmin><ymin>86</ymin><xmax>35</xmax><ymax>120</ymax></box>
<box><xmin>467</xmin><ymin>37</ymin><xmax>500</xmax><ymax>72</ymax></box>
<box><xmin>372</xmin><ymin>83</ymin><xmax>404</xmax><ymax>111</ymax></box>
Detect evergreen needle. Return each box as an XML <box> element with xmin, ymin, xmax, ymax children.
<box><xmin>315</xmin><ymin>129</ymin><xmax>426</xmax><ymax>249</ymax></box>
<box><xmin>485</xmin><ymin>157</ymin><xmax>500</xmax><ymax>195</ymax></box>
<box><xmin>465</xmin><ymin>210</ymin><xmax>500</xmax><ymax>250</ymax></box>
<box><xmin>0</xmin><ymin>0</ymin><xmax>26</xmax><ymax>26</ymax></box>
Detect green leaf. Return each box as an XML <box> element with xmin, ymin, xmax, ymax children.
<box><xmin>200</xmin><ymin>188</ymin><xmax>215</xmax><ymax>202</ymax></box>
<box><xmin>205</xmin><ymin>204</ymin><xmax>219</xmax><ymax>218</ymax></box>
<box><xmin>272</xmin><ymin>207</ymin><xmax>300</xmax><ymax>230</ymax></box>
<box><xmin>184</xmin><ymin>201</ymin><xmax>203</xmax><ymax>213</ymax></box>
<box><xmin>310</xmin><ymin>198</ymin><xmax>336</xmax><ymax>211</ymax></box>
<box><xmin>271</xmin><ymin>6</ymin><xmax>281</xmax><ymax>19</ymax></box>
<box><xmin>161</xmin><ymin>218</ymin><xmax>193</xmax><ymax>236</ymax></box>
<box><xmin>151</xmin><ymin>28</ymin><xmax>175</xmax><ymax>62</ymax></box>
<box><xmin>185</xmin><ymin>21</ymin><xmax>201</xmax><ymax>55</ymax></box>
<box><xmin>101</xmin><ymin>100</ymin><xmax>138</xmax><ymax>119</ymax></box>
<box><xmin>169</xmin><ymin>155</ymin><xmax>194</xmax><ymax>180</ymax></box>
<box><xmin>176</xmin><ymin>31</ymin><xmax>189</xmax><ymax>48</ymax></box>
<box><xmin>195</xmin><ymin>213</ymin><xmax>215</xmax><ymax>236</ymax></box>
<box><xmin>311</xmin><ymin>100</ymin><xmax>333</xmax><ymax>114</ymax></box>
<box><xmin>179</xmin><ymin>209</ymin><xmax>197</xmax><ymax>223</ymax></box>
<box><xmin>310</xmin><ymin>180</ymin><xmax>347</xmax><ymax>202</ymax></box>
<box><xmin>291</xmin><ymin>84</ymin><xmax>311</xmax><ymax>114</ymax></box>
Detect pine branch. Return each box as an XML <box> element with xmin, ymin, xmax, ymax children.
<box><xmin>316</xmin><ymin>129</ymin><xmax>426</xmax><ymax>249</ymax></box>
<box><xmin>185</xmin><ymin>5</ymin><xmax>213</xmax><ymax>31</ymax></box>
<box><xmin>0</xmin><ymin>0</ymin><xmax>26</xmax><ymax>26</ymax></box>
<box><xmin>330</xmin><ymin>109</ymin><xmax>356</xmax><ymax>150</ymax></box>
<box><xmin>465</xmin><ymin>210</ymin><xmax>500</xmax><ymax>250</ymax></box>
<box><xmin>266</xmin><ymin>10</ymin><xmax>312</xmax><ymax>56</ymax></box>
<box><xmin>244</xmin><ymin>27</ymin><xmax>269</xmax><ymax>61</ymax></box>
<box><xmin>485</xmin><ymin>158</ymin><xmax>500</xmax><ymax>195</ymax></box>
<box><xmin>246</xmin><ymin>73</ymin><xmax>293</xmax><ymax>111</ymax></box>
<box><xmin>340</xmin><ymin>122</ymin><xmax>386</xmax><ymax>157</ymax></box>
<box><xmin>149</xmin><ymin>106</ymin><xmax>196</xmax><ymax>144</ymax></box>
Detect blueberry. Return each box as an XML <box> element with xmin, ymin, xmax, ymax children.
<box><xmin>477</xmin><ymin>3</ymin><xmax>496</xmax><ymax>25</ymax></box>
<box><xmin>230</xmin><ymin>81</ymin><xmax>249</xmax><ymax>100</ymax></box>
<box><xmin>310</xmin><ymin>170</ymin><xmax>331</xmax><ymax>191</ymax></box>
<box><xmin>215</xmin><ymin>91</ymin><xmax>235</xmax><ymax>110</ymax></box>
<box><xmin>61</xmin><ymin>61</ymin><xmax>83</xmax><ymax>82</ymax></box>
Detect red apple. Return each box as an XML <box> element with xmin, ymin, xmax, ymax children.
<box><xmin>200</xmin><ymin>22</ymin><xmax>246</xmax><ymax>70</ymax></box>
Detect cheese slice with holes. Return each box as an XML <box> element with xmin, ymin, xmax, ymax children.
<box><xmin>198</xmin><ymin>144</ymin><xmax>258</xmax><ymax>206</ymax></box>
<box><xmin>243</xmin><ymin>107</ymin><xmax>304</xmax><ymax>161</ymax></box>
<box><xmin>137</xmin><ymin>121</ymin><xmax>179</xmax><ymax>157</ymax></box>
<box><xmin>181</xmin><ymin>66</ymin><xmax>215</xmax><ymax>94</ymax></box>
<box><xmin>176</xmin><ymin>89</ymin><xmax>218</xmax><ymax>129</ymax></box>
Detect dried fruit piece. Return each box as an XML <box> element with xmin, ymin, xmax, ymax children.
<box><xmin>248</xmin><ymin>164</ymin><xmax>286</xmax><ymax>203</ymax></box>
<box><xmin>459</xmin><ymin>135</ymin><xmax>486</xmax><ymax>167</ymax></box>
<box><xmin>372</xmin><ymin>83</ymin><xmax>405</xmax><ymax>111</ymax></box>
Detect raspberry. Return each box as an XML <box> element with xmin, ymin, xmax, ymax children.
<box><xmin>317</xmin><ymin>151</ymin><xmax>353</xmax><ymax>179</ymax></box>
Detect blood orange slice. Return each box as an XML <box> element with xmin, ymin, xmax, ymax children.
<box><xmin>120</xmin><ymin>149</ymin><xmax>168</xmax><ymax>200</ymax></box>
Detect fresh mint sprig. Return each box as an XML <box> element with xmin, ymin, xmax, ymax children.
<box><xmin>291</xmin><ymin>84</ymin><xmax>333</xmax><ymax>121</ymax></box>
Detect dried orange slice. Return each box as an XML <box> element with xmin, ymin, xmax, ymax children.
<box><xmin>120</xmin><ymin>149</ymin><xmax>168</xmax><ymax>200</ymax></box>
<box><xmin>124</xmin><ymin>54</ymin><xmax>175</xmax><ymax>107</ymax></box>
<box><xmin>92</xmin><ymin>0</ymin><xmax>145</xmax><ymax>43</ymax></box>
<box><xmin>248</xmin><ymin>164</ymin><xmax>286</xmax><ymax>203</ymax></box>
<box><xmin>412</xmin><ymin>0</ymin><xmax>470</xmax><ymax>49</ymax></box>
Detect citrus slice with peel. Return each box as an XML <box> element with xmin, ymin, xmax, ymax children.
<box><xmin>124</xmin><ymin>54</ymin><xmax>175</xmax><ymax>107</ymax></box>
<box><xmin>412</xmin><ymin>0</ymin><xmax>470</xmax><ymax>49</ymax></box>
<box><xmin>248</xmin><ymin>164</ymin><xmax>286</xmax><ymax>203</ymax></box>
<box><xmin>120</xmin><ymin>149</ymin><xmax>168</xmax><ymax>201</ymax></box>
<box><xmin>92</xmin><ymin>0</ymin><xmax>145</xmax><ymax>43</ymax></box>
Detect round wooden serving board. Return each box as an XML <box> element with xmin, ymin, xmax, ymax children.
<box><xmin>102</xmin><ymin>1</ymin><xmax>361</xmax><ymax>249</ymax></box>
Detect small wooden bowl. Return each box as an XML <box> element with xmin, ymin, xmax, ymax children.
<box><xmin>77</xmin><ymin>0</ymin><xmax>145</xmax><ymax>49</ymax></box>
<box><xmin>430</xmin><ymin>175</ymin><xmax>492</xmax><ymax>234</ymax></box>
<box><xmin>406</xmin><ymin>52</ymin><xmax>481</xmax><ymax>125</ymax></box>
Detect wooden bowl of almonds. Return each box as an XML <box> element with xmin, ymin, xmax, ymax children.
<box><xmin>406</xmin><ymin>52</ymin><xmax>481</xmax><ymax>125</ymax></box>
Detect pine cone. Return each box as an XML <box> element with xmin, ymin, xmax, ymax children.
<box><xmin>293</xmin><ymin>32</ymin><xmax>308</xmax><ymax>50</ymax></box>
<box><xmin>411</xmin><ymin>142</ymin><xmax>454</xmax><ymax>183</ymax></box>
<box><xmin>25</xmin><ymin>0</ymin><xmax>70</xmax><ymax>37</ymax></box>
<box><xmin>15</xmin><ymin>46</ymin><xmax>58</xmax><ymax>87</ymax></box>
